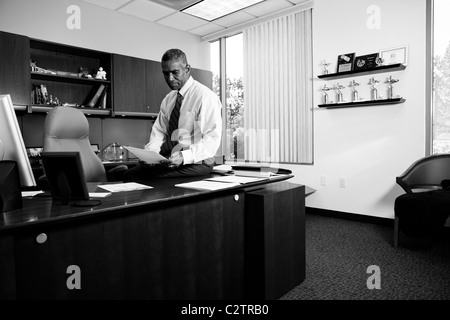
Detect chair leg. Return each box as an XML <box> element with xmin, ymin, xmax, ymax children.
<box><xmin>394</xmin><ymin>216</ymin><xmax>399</xmax><ymax>249</ymax></box>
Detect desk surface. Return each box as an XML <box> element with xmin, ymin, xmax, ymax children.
<box><xmin>1</xmin><ymin>174</ymin><xmax>294</xmax><ymax>233</ymax></box>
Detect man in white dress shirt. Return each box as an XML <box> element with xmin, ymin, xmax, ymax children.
<box><xmin>123</xmin><ymin>49</ymin><xmax>222</xmax><ymax>181</ymax></box>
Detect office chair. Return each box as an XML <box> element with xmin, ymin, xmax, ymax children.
<box><xmin>394</xmin><ymin>154</ymin><xmax>450</xmax><ymax>248</ymax></box>
<box><xmin>42</xmin><ymin>106</ymin><xmax>127</xmax><ymax>183</ymax></box>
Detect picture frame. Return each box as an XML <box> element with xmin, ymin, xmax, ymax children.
<box><xmin>378</xmin><ymin>45</ymin><xmax>408</xmax><ymax>66</ymax></box>
<box><xmin>337</xmin><ymin>53</ymin><xmax>355</xmax><ymax>73</ymax></box>
<box><xmin>353</xmin><ymin>53</ymin><xmax>380</xmax><ymax>71</ymax></box>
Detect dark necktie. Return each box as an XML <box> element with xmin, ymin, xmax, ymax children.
<box><xmin>160</xmin><ymin>92</ymin><xmax>183</xmax><ymax>157</ymax></box>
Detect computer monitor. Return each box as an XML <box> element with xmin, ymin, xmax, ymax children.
<box><xmin>41</xmin><ymin>151</ymin><xmax>100</xmax><ymax>206</ymax></box>
<box><xmin>0</xmin><ymin>94</ymin><xmax>36</xmax><ymax>187</ymax></box>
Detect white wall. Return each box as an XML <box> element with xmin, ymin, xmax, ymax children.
<box><xmin>285</xmin><ymin>0</ymin><xmax>427</xmax><ymax>219</ymax></box>
<box><xmin>0</xmin><ymin>0</ymin><xmax>210</xmax><ymax>69</ymax></box>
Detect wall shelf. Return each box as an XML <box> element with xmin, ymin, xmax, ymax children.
<box><xmin>318</xmin><ymin>97</ymin><xmax>405</xmax><ymax>109</ymax></box>
<box><xmin>317</xmin><ymin>63</ymin><xmax>406</xmax><ymax>80</ymax></box>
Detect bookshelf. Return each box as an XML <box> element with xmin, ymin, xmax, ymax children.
<box><xmin>29</xmin><ymin>38</ymin><xmax>113</xmax><ymax>113</ymax></box>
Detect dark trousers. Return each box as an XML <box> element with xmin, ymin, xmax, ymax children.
<box><xmin>123</xmin><ymin>161</ymin><xmax>214</xmax><ymax>182</ymax></box>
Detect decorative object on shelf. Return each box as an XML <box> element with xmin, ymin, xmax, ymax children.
<box><xmin>337</xmin><ymin>53</ymin><xmax>355</xmax><ymax>73</ymax></box>
<box><xmin>334</xmin><ymin>83</ymin><xmax>345</xmax><ymax>103</ymax></box>
<box><xmin>353</xmin><ymin>53</ymin><xmax>379</xmax><ymax>71</ymax></box>
<box><xmin>30</xmin><ymin>59</ymin><xmax>56</xmax><ymax>75</ymax></box>
<box><xmin>321</xmin><ymin>60</ymin><xmax>331</xmax><ymax>75</ymax></box>
<box><xmin>379</xmin><ymin>45</ymin><xmax>408</xmax><ymax>66</ymax></box>
<box><xmin>95</xmin><ymin>67</ymin><xmax>107</xmax><ymax>80</ymax></box>
<box><xmin>79</xmin><ymin>67</ymin><xmax>92</xmax><ymax>79</ymax></box>
<box><xmin>385</xmin><ymin>75</ymin><xmax>399</xmax><ymax>99</ymax></box>
<box><xmin>368</xmin><ymin>77</ymin><xmax>379</xmax><ymax>101</ymax></box>
<box><xmin>321</xmin><ymin>84</ymin><xmax>332</xmax><ymax>104</ymax></box>
<box><xmin>349</xmin><ymin>80</ymin><xmax>360</xmax><ymax>102</ymax></box>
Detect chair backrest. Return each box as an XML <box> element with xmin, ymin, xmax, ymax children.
<box><xmin>396</xmin><ymin>154</ymin><xmax>450</xmax><ymax>193</ymax></box>
<box><xmin>43</xmin><ymin>106</ymin><xmax>107</xmax><ymax>182</ymax></box>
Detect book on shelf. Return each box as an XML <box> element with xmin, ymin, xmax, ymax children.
<box><xmin>86</xmin><ymin>84</ymin><xmax>105</xmax><ymax>108</ymax></box>
<box><xmin>231</xmin><ymin>165</ymin><xmax>292</xmax><ymax>178</ymax></box>
<box><xmin>98</xmin><ymin>85</ymin><xmax>108</xmax><ymax>109</ymax></box>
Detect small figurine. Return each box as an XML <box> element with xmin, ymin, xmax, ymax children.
<box><xmin>79</xmin><ymin>67</ymin><xmax>92</xmax><ymax>79</ymax></box>
<box><xmin>95</xmin><ymin>67</ymin><xmax>107</xmax><ymax>80</ymax></box>
<box><xmin>385</xmin><ymin>75</ymin><xmax>399</xmax><ymax>99</ymax></box>
<box><xmin>368</xmin><ymin>77</ymin><xmax>379</xmax><ymax>101</ymax></box>
<box><xmin>349</xmin><ymin>80</ymin><xmax>359</xmax><ymax>102</ymax></box>
<box><xmin>321</xmin><ymin>60</ymin><xmax>331</xmax><ymax>75</ymax></box>
<box><xmin>335</xmin><ymin>83</ymin><xmax>345</xmax><ymax>103</ymax></box>
<box><xmin>321</xmin><ymin>84</ymin><xmax>332</xmax><ymax>104</ymax></box>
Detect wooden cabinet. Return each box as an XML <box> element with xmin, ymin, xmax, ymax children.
<box><xmin>0</xmin><ymin>31</ymin><xmax>30</xmax><ymax>106</ymax></box>
<box><xmin>245</xmin><ymin>182</ymin><xmax>305</xmax><ymax>299</ymax></box>
<box><xmin>8</xmin><ymin>191</ymin><xmax>245</xmax><ymax>300</ymax></box>
<box><xmin>145</xmin><ymin>59</ymin><xmax>171</xmax><ymax>114</ymax></box>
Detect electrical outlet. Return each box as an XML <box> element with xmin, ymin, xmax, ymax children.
<box><xmin>339</xmin><ymin>177</ymin><xmax>346</xmax><ymax>188</ymax></box>
<box><xmin>320</xmin><ymin>175</ymin><xmax>327</xmax><ymax>186</ymax></box>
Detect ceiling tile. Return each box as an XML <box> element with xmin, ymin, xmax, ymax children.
<box><xmin>287</xmin><ymin>0</ymin><xmax>309</xmax><ymax>5</ymax></box>
<box><xmin>188</xmin><ymin>23</ymin><xmax>226</xmax><ymax>37</ymax></box>
<box><xmin>213</xmin><ymin>11</ymin><xmax>257</xmax><ymax>28</ymax></box>
<box><xmin>80</xmin><ymin>0</ymin><xmax>132</xmax><ymax>10</ymax></box>
<box><xmin>145</xmin><ymin>0</ymin><xmax>200</xmax><ymax>10</ymax></box>
<box><xmin>118</xmin><ymin>0</ymin><xmax>176</xmax><ymax>22</ymax></box>
<box><xmin>157</xmin><ymin>12</ymin><xmax>208</xmax><ymax>31</ymax></box>
<box><xmin>243</xmin><ymin>0</ymin><xmax>293</xmax><ymax>17</ymax></box>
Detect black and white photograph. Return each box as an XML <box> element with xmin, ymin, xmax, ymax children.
<box><xmin>0</xmin><ymin>0</ymin><xmax>449</xmax><ymax>314</ymax></box>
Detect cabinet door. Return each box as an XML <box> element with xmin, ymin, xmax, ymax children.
<box><xmin>113</xmin><ymin>54</ymin><xmax>147</xmax><ymax>113</ymax></box>
<box><xmin>145</xmin><ymin>59</ymin><xmax>170</xmax><ymax>114</ymax></box>
<box><xmin>14</xmin><ymin>218</ymin><xmax>126</xmax><ymax>299</ymax></box>
<box><xmin>0</xmin><ymin>31</ymin><xmax>30</xmax><ymax>106</ymax></box>
<box><xmin>191</xmin><ymin>67</ymin><xmax>213</xmax><ymax>90</ymax></box>
<box><xmin>0</xmin><ymin>234</ymin><xmax>17</xmax><ymax>299</ymax></box>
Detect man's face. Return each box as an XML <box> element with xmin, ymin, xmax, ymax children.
<box><xmin>162</xmin><ymin>59</ymin><xmax>190</xmax><ymax>91</ymax></box>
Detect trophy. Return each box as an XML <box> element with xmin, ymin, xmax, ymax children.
<box><xmin>368</xmin><ymin>77</ymin><xmax>379</xmax><ymax>101</ymax></box>
<box><xmin>321</xmin><ymin>60</ymin><xmax>332</xmax><ymax>75</ymax></box>
<box><xmin>335</xmin><ymin>83</ymin><xmax>345</xmax><ymax>103</ymax></box>
<box><xmin>321</xmin><ymin>84</ymin><xmax>332</xmax><ymax>104</ymax></box>
<box><xmin>385</xmin><ymin>75</ymin><xmax>399</xmax><ymax>99</ymax></box>
<box><xmin>349</xmin><ymin>80</ymin><xmax>359</xmax><ymax>102</ymax></box>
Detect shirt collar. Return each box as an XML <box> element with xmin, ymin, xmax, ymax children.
<box><xmin>178</xmin><ymin>76</ymin><xmax>194</xmax><ymax>97</ymax></box>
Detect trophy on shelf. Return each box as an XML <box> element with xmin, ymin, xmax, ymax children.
<box><xmin>349</xmin><ymin>80</ymin><xmax>360</xmax><ymax>102</ymax></box>
<box><xmin>385</xmin><ymin>75</ymin><xmax>399</xmax><ymax>99</ymax></box>
<box><xmin>335</xmin><ymin>83</ymin><xmax>345</xmax><ymax>103</ymax></box>
<box><xmin>321</xmin><ymin>84</ymin><xmax>332</xmax><ymax>104</ymax></box>
<box><xmin>368</xmin><ymin>77</ymin><xmax>379</xmax><ymax>101</ymax></box>
<box><xmin>321</xmin><ymin>60</ymin><xmax>332</xmax><ymax>75</ymax></box>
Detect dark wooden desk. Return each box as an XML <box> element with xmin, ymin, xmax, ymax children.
<box><xmin>0</xmin><ymin>174</ymin><xmax>305</xmax><ymax>300</ymax></box>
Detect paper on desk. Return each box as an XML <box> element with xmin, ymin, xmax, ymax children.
<box><xmin>98</xmin><ymin>182</ymin><xmax>153</xmax><ymax>192</ymax></box>
<box><xmin>21</xmin><ymin>190</ymin><xmax>44</xmax><ymax>197</ymax></box>
<box><xmin>175</xmin><ymin>180</ymin><xmax>240</xmax><ymax>191</ymax></box>
<box><xmin>89</xmin><ymin>192</ymin><xmax>112</xmax><ymax>198</ymax></box>
<box><xmin>123</xmin><ymin>146</ymin><xmax>167</xmax><ymax>164</ymax></box>
<box><xmin>206</xmin><ymin>175</ymin><xmax>268</xmax><ymax>184</ymax></box>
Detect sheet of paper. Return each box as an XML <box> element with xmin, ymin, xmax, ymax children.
<box><xmin>175</xmin><ymin>180</ymin><xmax>240</xmax><ymax>191</ymax></box>
<box><xmin>123</xmin><ymin>146</ymin><xmax>167</xmax><ymax>164</ymax></box>
<box><xmin>98</xmin><ymin>182</ymin><xmax>153</xmax><ymax>192</ymax></box>
<box><xmin>89</xmin><ymin>192</ymin><xmax>112</xmax><ymax>198</ymax></box>
<box><xmin>21</xmin><ymin>190</ymin><xmax>44</xmax><ymax>197</ymax></box>
<box><xmin>212</xmin><ymin>164</ymin><xmax>233</xmax><ymax>174</ymax></box>
<box><xmin>206</xmin><ymin>175</ymin><xmax>268</xmax><ymax>184</ymax></box>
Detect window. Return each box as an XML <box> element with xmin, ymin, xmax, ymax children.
<box><xmin>210</xmin><ymin>9</ymin><xmax>313</xmax><ymax>164</ymax></box>
<box><xmin>432</xmin><ymin>0</ymin><xmax>450</xmax><ymax>154</ymax></box>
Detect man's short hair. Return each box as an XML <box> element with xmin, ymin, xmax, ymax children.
<box><xmin>162</xmin><ymin>49</ymin><xmax>188</xmax><ymax>66</ymax></box>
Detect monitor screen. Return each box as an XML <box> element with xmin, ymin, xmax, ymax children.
<box><xmin>0</xmin><ymin>94</ymin><xmax>36</xmax><ymax>187</ymax></box>
<box><xmin>41</xmin><ymin>151</ymin><xmax>90</xmax><ymax>204</ymax></box>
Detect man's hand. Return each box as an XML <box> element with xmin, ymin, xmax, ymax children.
<box><xmin>168</xmin><ymin>151</ymin><xmax>184</xmax><ymax>167</ymax></box>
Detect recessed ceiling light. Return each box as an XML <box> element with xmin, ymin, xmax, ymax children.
<box><xmin>182</xmin><ymin>0</ymin><xmax>265</xmax><ymax>21</ymax></box>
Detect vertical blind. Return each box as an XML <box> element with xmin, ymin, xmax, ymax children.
<box><xmin>243</xmin><ymin>9</ymin><xmax>313</xmax><ymax>164</ymax></box>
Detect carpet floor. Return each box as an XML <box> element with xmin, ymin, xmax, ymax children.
<box><xmin>279</xmin><ymin>213</ymin><xmax>450</xmax><ymax>300</ymax></box>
